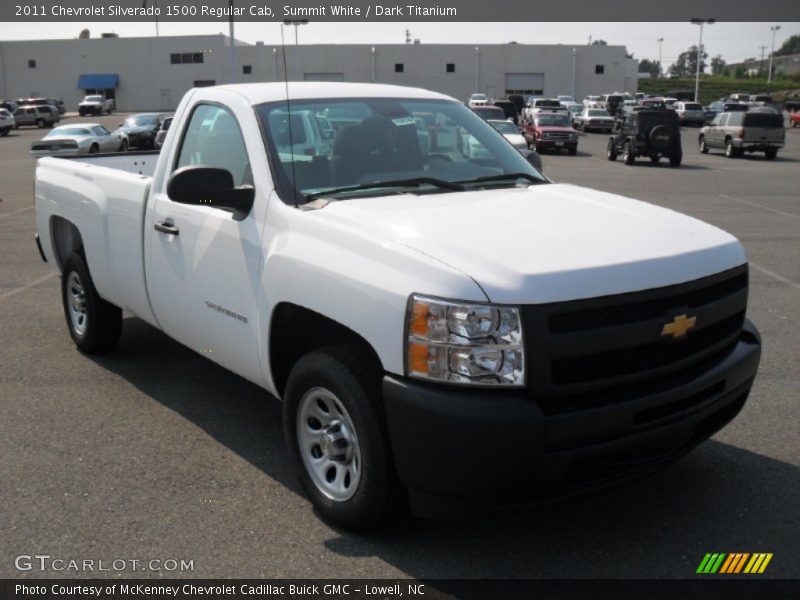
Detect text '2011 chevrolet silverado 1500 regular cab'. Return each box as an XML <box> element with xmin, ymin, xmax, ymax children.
<box><xmin>35</xmin><ymin>83</ymin><xmax>761</xmax><ymax>531</ymax></box>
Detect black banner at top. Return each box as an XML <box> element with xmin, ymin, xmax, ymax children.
<box><xmin>3</xmin><ymin>0</ymin><xmax>800</xmax><ymax>22</ymax></box>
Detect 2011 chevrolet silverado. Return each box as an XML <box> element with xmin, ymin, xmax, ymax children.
<box><xmin>34</xmin><ymin>83</ymin><xmax>761</xmax><ymax>531</ymax></box>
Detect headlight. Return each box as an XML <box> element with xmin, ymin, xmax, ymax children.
<box><xmin>405</xmin><ymin>295</ymin><xmax>525</xmax><ymax>386</ymax></box>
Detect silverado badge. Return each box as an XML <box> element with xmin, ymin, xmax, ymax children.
<box><xmin>661</xmin><ymin>313</ymin><xmax>697</xmax><ymax>340</ymax></box>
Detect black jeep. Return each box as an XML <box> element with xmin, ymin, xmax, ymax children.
<box><xmin>607</xmin><ymin>109</ymin><xmax>682</xmax><ymax>167</ymax></box>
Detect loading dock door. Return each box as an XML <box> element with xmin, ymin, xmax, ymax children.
<box><xmin>505</xmin><ymin>73</ymin><xmax>544</xmax><ymax>96</ymax></box>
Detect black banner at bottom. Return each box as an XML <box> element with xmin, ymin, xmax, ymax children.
<box><xmin>2</xmin><ymin>579</ymin><xmax>799</xmax><ymax>600</ymax></box>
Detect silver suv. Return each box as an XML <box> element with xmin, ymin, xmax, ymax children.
<box><xmin>699</xmin><ymin>111</ymin><xmax>784</xmax><ymax>159</ymax></box>
<box><xmin>12</xmin><ymin>105</ymin><xmax>58</xmax><ymax>128</ymax></box>
<box><xmin>674</xmin><ymin>101</ymin><xmax>706</xmax><ymax>126</ymax></box>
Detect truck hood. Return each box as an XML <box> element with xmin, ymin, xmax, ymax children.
<box><xmin>320</xmin><ymin>183</ymin><xmax>746</xmax><ymax>304</ymax></box>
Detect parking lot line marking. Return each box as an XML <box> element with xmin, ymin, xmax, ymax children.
<box><xmin>0</xmin><ymin>206</ymin><xmax>33</xmax><ymax>220</ymax></box>
<box><xmin>719</xmin><ymin>194</ymin><xmax>800</xmax><ymax>221</ymax></box>
<box><xmin>0</xmin><ymin>272</ymin><xmax>57</xmax><ymax>301</ymax></box>
<box><xmin>749</xmin><ymin>262</ymin><xmax>800</xmax><ymax>291</ymax></box>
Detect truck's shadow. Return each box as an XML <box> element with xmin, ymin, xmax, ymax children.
<box><xmin>92</xmin><ymin>317</ymin><xmax>799</xmax><ymax>582</ymax></box>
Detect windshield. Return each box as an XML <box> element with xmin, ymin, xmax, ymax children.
<box><xmin>257</xmin><ymin>98</ymin><xmax>546</xmax><ymax>203</ymax></box>
<box><xmin>470</xmin><ymin>94</ymin><xmax>487</xmax><ymax>101</ymax></box>
<box><xmin>125</xmin><ymin>115</ymin><xmax>158</xmax><ymax>126</ymax></box>
<box><xmin>535</xmin><ymin>115</ymin><xmax>571</xmax><ymax>127</ymax></box>
<box><xmin>490</xmin><ymin>121</ymin><xmax>519</xmax><ymax>134</ymax></box>
<box><xmin>85</xmin><ymin>95</ymin><xmax>103</xmax><ymax>102</ymax></box>
<box><xmin>587</xmin><ymin>109</ymin><xmax>610</xmax><ymax>117</ymax></box>
<box><xmin>46</xmin><ymin>127</ymin><xmax>91</xmax><ymax>137</ymax></box>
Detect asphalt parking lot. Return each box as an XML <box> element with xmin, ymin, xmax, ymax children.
<box><xmin>1</xmin><ymin>113</ymin><xmax>798</xmax><ymax>582</ymax></box>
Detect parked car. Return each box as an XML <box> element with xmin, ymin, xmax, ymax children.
<box><xmin>154</xmin><ymin>116</ymin><xmax>174</xmax><ymax>150</ymax></box>
<box><xmin>599</xmin><ymin>94</ymin><xmax>626</xmax><ymax>117</ymax></box>
<box><xmin>699</xmin><ymin>110</ymin><xmax>785</xmax><ymax>159</ymax></box>
<box><xmin>565</xmin><ymin>103</ymin><xmax>584</xmax><ymax>120</ymax></box>
<box><xmin>639</xmin><ymin>98</ymin><xmax>668</xmax><ymax>110</ymax></box>
<box><xmin>607</xmin><ymin>109</ymin><xmax>682</xmax><ymax>166</ymax></box>
<box><xmin>674</xmin><ymin>101</ymin><xmax>706</xmax><ymax>126</ymax></box>
<box><xmin>0</xmin><ymin>100</ymin><xmax>18</xmax><ymax>112</ymax></box>
<box><xmin>583</xmin><ymin>95</ymin><xmax>601</xmax><ymax>108</ymax></box>
<box><xmin>493</xmin><ymin>100</ymin><xmax>519</xmax><ymax>124</ymax></box>
<box><xmin>789</xmin><ymin>111</ymin><xmax>800</xmax><ymax>128</ymax></box>
<box><xmin>115</xmin><ymin>113</ymin><xmax>167</xmax><ymax>149</ymax></box>
<box><xmin>728</xmin><ymin>93</ymin><xmax>752</xmax><ymax>103</ymax></box>
<box><xmin>506</xmin><ymin>94</ymin><xmax>527</xmax><ymax>116</ymax></box>
<box><xmin>24</xmin><ymin>97</ymin><xmax>65</xmax><ymax>115</ymax></box>
<box><xmin>12</xmin><ymin>105</ymin><xmax>58</xmax><ymax>128</ymax></box>
<box><xmin>79</xmin><ymin>94</ymin><xmax>114</xmax><ymax>116</ymax></box>
<box><xmin>523</xmin><ymin>111</ymin><xmax>578</xmax><ymax>154</ymax></box>
<box><xmin>573</xmin><ymin>108</ymin><xmax>614</xmax><ymax>132</ymax></box>
<box><xmin>0</xmin><ymin>108</ymin><xmax>15</xmax><ymax>136</ymax></box>
<box><xmin>488</xmin><ymin>119</ymin><xmax>527</xmax><ymax>149</ymax></box>
<box><xmin>34</xmin><ymin>82</ymin><xmax>760</xmax><ymax>531</ymax></box>
<box><xmin>467</xmin><ymin>93</ymin><xmax>488</xmax><ymax>106</ymax></box>
<box><xmin>470</xmin><ymin>105</ymin><xmax>506</xmax><ymax>121</ymax></box>
<box><xmin>523</xmin><ymin>98</ymin><xmax>562</xmax><ymax>122</ymax></box>
<box><xmin>30</xmin><ymin>123</ymin><xmax>129</xmax><ymax>157</ymax></box>
<box><xmin>748</xmin><ymin>95</ymin><xmax>775</xmax><ymax>107</ymax></box>
<box><xmin>557</xmin><ymin>95</ymin><xmax>576</xmax><ymax>106</ymax></box>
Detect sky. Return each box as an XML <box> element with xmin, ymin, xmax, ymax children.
<box><xmin>2</xmin><ymin>22</ymin><xmax>799</xmax><ymax>66</ymax></box>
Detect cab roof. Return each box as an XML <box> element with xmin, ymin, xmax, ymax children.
<box><xmin>213</xmin><ymin>82</ymin><xmax>455</xmax><ymax>104</ymax></box>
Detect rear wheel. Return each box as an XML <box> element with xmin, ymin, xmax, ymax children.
<box><xmin>699</xmin><ymin>135</ymin><xmax>709</xmax><ymax>154</ymax></box>
<box><xmin>725</xmin><ymin>139</ymin><xmax>738</xmax><ymax>158</ymax></box>
<box><xmin>764</xmin><ymin>148</ymin><xmax>778</xmax><ymax>160</ymax></box>
<box><xmin>568</xmin><ymin>147</ymin><xmax>577</xmax><ymax>156</ymax></box>
<box><xmin>118</xmin><ymin>139</ymin><xmax>128</xmax><ymax>152</ymax></box>
<box><xmin>669</xmin><ymin>153</ymin><xmax>682</xmax><ymax>167</ymax></box>
<box><xmin>61</xmin><ymin>252</ymin><xmax>122</xmax><ymax>354</ymax></box>
<box><xmin>283</xmin><ymin>345</ymin><xmax>405</xmax><ymax>531</ymax></box>
<box><xmin>650</xmin><ymin>155</ymin><xmax>660</xmax><ymax>163</ymax></box>
<box><xmin>89</xmin><ymin>144</ymin><xmax>99</xmax><ymax>154</ymax></box>
<box><xmin>623</xmin><ymin>142</ymin><xmax>635</xmax><ymax>165</ymax></box>
<box><xmin>0</xmin><ymin>127</ymin><xmax>9</xmax><ymax>137</ymax></box>
<box><xmin>36</xmin><ymin>119</ymin><xmax>46</xmax><ymax>128</ymax></box>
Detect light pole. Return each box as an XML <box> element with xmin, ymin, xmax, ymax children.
<box><xmin>571</xmin><ymin>48</ymin><xmax>577</xmax><ymax>99</ymax></box>
<box><xmin>283</xmin><ymin>19</ymin><xmax>308</xmax><ymax>46</ymax></box>
<box><xmin>657</xmin><ymin>38</ymin><xmax>664</xmax><ymax>77</ymax></box>
<box><xmin>228</xmin><ymin>0</ymin><xmax>235</xmax><ymax>83</ymax></box>
<box><xmin>768</xmin><ymin>25</ymin><xmax>781</xmax><ymax>84</ymax></box>
<box><xmin>690</xmin><ymin>18</ymin><xmax>715</xmax><ymax>103</ymax></box>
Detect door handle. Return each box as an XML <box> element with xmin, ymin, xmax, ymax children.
<box><xmin>154</xmin><ymin>221</ymin><xmax>179</xmax><ymax>236</ymax></box>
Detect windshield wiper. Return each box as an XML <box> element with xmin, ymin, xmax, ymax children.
<box><xmin>457</xmin><ymin>172</ymin><xmax>544</xmax><ymax>186</ymax></box>
<box><xmin>305</xmin><ymin>177</ymin><xmax>466</xmax><ymax>201</ymax></box>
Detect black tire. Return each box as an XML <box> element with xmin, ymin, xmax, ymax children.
<box><xmin>764</xmin><ymin>148</ymin><xmax>778</xmax><ymax>160</ymax></box>
<box><xmin>61</xmin><ymin>252</ymin><xmax>122</xmax><ymax>354</ymax></box>
<box><xmin>568</xmin><ymin>147</ymin><xmax>577</xmax><ymax>156</ymax></box>
<box><xmin>118</xmin><ymin>139</ymin><xmax>128</xmax><ymax>152</ymax></box>
<box><xmin>650</xmin><ymin>155</ymin><xmax>660</xmax><ymax>163</ymax></box>
<box><xmin>283</xmin><ymin>344</ymin><xmax>405</xmax><ymax>531</ymax></box>
<box><xmin>725</xmin><ymin>139</ymin><xmax>738</xmax><ymax>159</ymax></box>
<box><xmin>89</xmin><ymin>144</ymin><xmax>99</xmax><ymax>154</ymax></box>
<box><xmin>699</xmin><ymin>135</ymin><xmax>709</xmax><ymax>154</ymax></box>
<box><xmin>669</xmin><ymin>153</ymin><xmax>682</xmax><ymax>167</ymax></box>
<box><xmin>606</xmin><ymin>139</ymin><xmax>617</xmax><ymax>161</ymax></box>
<box><xmin>36</xmin><ymin>119</ymin><xmax>46</xmax><ymax>128</ymax></box>
<box><xmin>0</xmin><ymin>127</ymin><xmax>9</xmax><ymax>137</ymax></box>
<box><xmin>623</xmin><ymin>141</ymin><xmax>635</xmax><ymax>165</ymax></box>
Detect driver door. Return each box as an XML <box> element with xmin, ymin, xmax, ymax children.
<box><xmin>146</xmin><ymin>102</ymin><xmax>266</xmax><ymax>386</ymax></box>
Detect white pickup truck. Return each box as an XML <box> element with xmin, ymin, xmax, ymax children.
<box><xmin>78</xmin><ymin>94</ymin><xmax>114</xmax><ymax>116</ymax></box>
<box><xmin>35</xmin><ymin>82</ymin><xmax>761</xmax><ymax>530</ymax></box>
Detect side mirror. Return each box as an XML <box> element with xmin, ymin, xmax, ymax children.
<box><xmin>518</xmin><ymin>148</ymin><xmax>542</xmax><ymax>172</ymax></box>
<box><xmin>167</xmin><ymin>166</ymin><xmax>254</xmax><ymax>221</ymax></box>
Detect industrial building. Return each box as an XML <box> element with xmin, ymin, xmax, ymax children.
<box><xmin>0</xmin><ymin>34</ymin><xmax>639</xmax><ymax>111</ymax></box>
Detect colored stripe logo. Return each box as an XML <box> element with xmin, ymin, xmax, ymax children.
<box><xmin>697</xmin><ymin>553</ymin><xmax>773</xmax><ymax>574</ymax></box>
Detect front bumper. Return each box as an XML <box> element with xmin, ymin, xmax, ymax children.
<box><xmin>383</xmin><ymin>320</ymin><xmax>760</xmax><ymax>518</ymax></box>
<box><xmin>536</xmin><ymin>139</ymin><xmax>578</xmax><ymax>150</ymax></box>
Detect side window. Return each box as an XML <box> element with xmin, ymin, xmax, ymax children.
<box><xmin>175</xmin><ymin>104</ymin><xmax>252</xmax><ymax>187</ymax></box>
<box><xmin>92</xmin><ymin>126</ymin><xmax>108</xmax><ymax>136</ymax></box>
<box><xmin>711</xmin><ymin>114</ymin><xmax>722</xmax><ymax>126</ymax></box>
<box><xmin>718</xmin><ymin>114</ymin><xmax>729</xmax><ymax>127</ymax></box>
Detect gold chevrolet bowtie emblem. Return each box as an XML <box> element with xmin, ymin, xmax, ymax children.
<box><xmin>661</xmin><ymin>314</ymin><xmax>697</xmax><ymax>339</ymax></box>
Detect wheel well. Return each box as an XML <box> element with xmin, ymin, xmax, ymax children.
<box><xmin>269</xmin><ymin>303</ymin><xmax>381</xmax><ymax>399</ymax></box>
<box><xmin>50</xmin><ymin>216</ymin><xmax>83</xmax><ymax>272</ymax></box>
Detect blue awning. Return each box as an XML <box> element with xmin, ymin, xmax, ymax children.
<box><xmin>77</xmin><ymin>74</ymin><xmax>119</xmax><ymax>89</ymax></box>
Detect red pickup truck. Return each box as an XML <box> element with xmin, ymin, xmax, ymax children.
<box><xmin>523</xmin><ymin>111</ymin><xmax>579</xmax><ymax>155</ymax></box>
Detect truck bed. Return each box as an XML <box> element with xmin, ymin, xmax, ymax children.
<box><xmin>35</xmin><ymin>153</ymin><xmax>158</xmax><ymax>326</ymax></box>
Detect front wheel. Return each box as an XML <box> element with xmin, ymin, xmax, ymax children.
<box><xmin>699</xmin><ymin>135</ymin><xmax>709</xmax><ymax>154</ymax></box>
<box><xmin>650</xmin><ymin>155</ymin><xmax>660</xmax><ymax>163</ymax></box>
<box><xmin>606</xmin><ymin>139</ymin><xmax>617</xmax><ymax>161</ymax></box>
<box><xmin>61</xmin><ymin>252</ymin><xmax>122</xmax><ymax>354</ymax></box>
<box><xmin>118</xmin><ymin>139</ymin><xmax>128</xmax><ymax>152</ymax></box>
<box><xmin>568</xmin><ymin>147</ymin><xmax>577</xmax><ymax>156</ymax></box>
<box><xmin>36</xmin><ymin>119</ymin><xmax>46</xmax><ymax>128</ymax></box>
<box><xmin>283</xmin><ymin>345</ymin><xmax>404</xmax><ymax>531</ymax></box>
<box><xmin>764</xmin><ymin>148</ymin><xmax>778</xmax><ymax>160</ymax></box>
<box><xmin>0</xmin><ymin>127</ymin><xmax>9</xmax><ymax>136</ymax></box>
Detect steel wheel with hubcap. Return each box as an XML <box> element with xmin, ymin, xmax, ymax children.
<box><xmin>61</xmin><ymin>252</ymin><xmax>122</xmax><ymax>353</ymax></box>
<box><xmin>297</xmin><ymin>387</ymin><xmax>362</xmax><ymax>501</ymax></box>
<box><xmin>283</xmin><ymin>344</ymin><xmax>404</xmax><ymax>531</ymax></box>
<box><xmin>725</xmin><ymin>140</ymin><xmax>737</xmax><ymax>158</ymax></box>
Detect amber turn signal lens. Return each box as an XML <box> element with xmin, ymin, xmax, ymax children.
<box><xmin>408</xmin><ymin>342</ymin><xmax>430</xmax><ymax>375</ymax></box>
<box><xmin>410</xmin><ymin>300</ymin><xmax>429</xmax><ymax>337</ymax></box>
